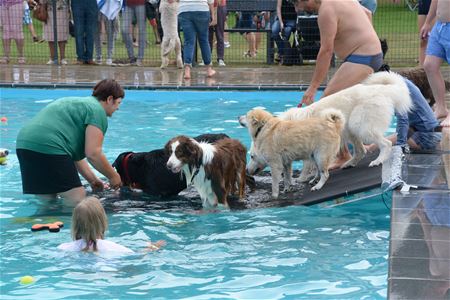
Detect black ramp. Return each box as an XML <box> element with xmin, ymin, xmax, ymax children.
<box><xmin>231</xmin><ymin>150</ymin><xmax>382</xmax><ymax>209</ymax></box>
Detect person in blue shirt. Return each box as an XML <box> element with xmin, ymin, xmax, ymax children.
<box><xmin>395</xmin><ymin>78</ymin><xmax>441</xmax><ymax>151</ymax></box>
<box><xmin>367</xmin><ymin>75</ymin><xmax>441</xmax><ymax>153</ymax></box>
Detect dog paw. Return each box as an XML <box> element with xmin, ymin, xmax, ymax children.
<box><xmin>283</xmin><ymin>185</ymin><xmax>295</xmax><ymax>193</ymax></box>
<box><xmin>369</xmin><ymin>160</ymin><xmax>381</xmax><ymax>167</ymax></box>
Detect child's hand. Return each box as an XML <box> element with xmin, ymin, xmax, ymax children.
<box><xmin>145</xmin><ymin>240</ymin><xmax>166</xmax><ymax>251</ymax></box>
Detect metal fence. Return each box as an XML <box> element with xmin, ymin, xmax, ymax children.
<box><xmin>0</xmin><ymin>0</ymin><xmax>425</xmax><ymax>67</ymax></box>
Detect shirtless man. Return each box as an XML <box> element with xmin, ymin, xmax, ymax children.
<box><xmin>295</xmin><ymin>0</ymin><xmax>382</xmax><ymax>167</ymax></box>
<box><xmin>420</xmin><ymin>0</ymin><xmax>450</xmax><ymax>127</ymax></box>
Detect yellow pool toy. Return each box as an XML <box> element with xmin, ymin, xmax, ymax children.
<box><xmin>19</xmin><ymin>276</ymin><xmax>35</xmax><ymax>285</ymax></box>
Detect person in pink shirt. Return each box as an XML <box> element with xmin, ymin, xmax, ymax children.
<box><xmin>1</xmin><ymin>0</ymin><xmax>26</xmax><ymax>64</ymax></box>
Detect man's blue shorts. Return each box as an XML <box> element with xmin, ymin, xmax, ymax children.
<box><xmin>426</xmin><ymin>21</ymin><xmax>450</xmax><ymax>64</ymax></box>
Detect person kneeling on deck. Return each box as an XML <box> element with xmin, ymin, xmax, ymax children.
<box><xmin>367</xmin><ymin>77</ymin><xmax>442</xmax><ymax>153</ymax></box>
<box><xmin>16</xmin><ymin>79</ymin><xmax>124</xmax><ymax>207</ymax></box>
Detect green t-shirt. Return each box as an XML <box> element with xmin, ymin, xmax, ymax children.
<box><xmin>16</xmin><ymin>96</ymin><xmax>108</xmax><ymax>161</ymax></box>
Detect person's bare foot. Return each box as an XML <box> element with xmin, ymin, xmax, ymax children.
<box><xmin>206</xmin><ymin>66</ymin><xmax>216</xmax><ymax>77</ymax></box>
<box><xmin>328</xmin><ymin>155</ymin><xmax>352</xmax><ymax>170</ymax></box>
<box><xmin>184</xmin><ymin>66</ymin><xmax>191</xmax><ymax>79</ymax></box>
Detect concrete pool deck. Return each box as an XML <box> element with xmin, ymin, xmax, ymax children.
<box><xmin>1</xmin><ymin>64</ymin><xmax>449</xmax><ymax>298</ymax></box>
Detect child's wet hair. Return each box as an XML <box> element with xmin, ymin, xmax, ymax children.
<box><xmin>71</xmin><ymin>196</ymin><xmax>108</xmax><ymax>251</ymax></box>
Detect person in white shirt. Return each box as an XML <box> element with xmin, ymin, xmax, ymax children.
<box><xmin>58</xmin><ymin>196</ymin><xmax>165</xmax><ymax>254</ymax></box>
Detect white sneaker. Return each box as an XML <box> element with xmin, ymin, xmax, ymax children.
<box><xmin>224</xmin><ymin>41</ymin><xmax>230</xmax><ymax>48</ymax></box>
<box><xmin>218</xmin><ymin>59</ymin><xmax>226</xmax><ymax>67</ymax></box>
<box><xmin>198</xmin><ymin>60</ymin><xmax>205</xmax><ymax>66</ymax></box>
<box><xmin>46</xmin><ymin>59</ymin><xmax>56</xmax><ymax>65</ymax></box>
<box><xmin>60</xmin><ymin>59</ymin><xmax>68</xmax><ymax>65</ymax></box>
<box><xmin>136</xmin><ymin>59</ymin><xmax>143</xmax><ymax>66</ymax></box>
<box><xmin>106</xmin><ymin>59</ymin><xmax>113</xmax><ymax>65</ymax></box>
<box><xmin>95</xmin><ymin>58</ymin><xmax>103</xmax><ymax>65</ymax></box>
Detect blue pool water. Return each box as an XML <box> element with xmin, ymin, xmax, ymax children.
<box><xmin>0</xmin><ymin>89</ymin><xmax>390</xmax><ymax>299</ymax></box>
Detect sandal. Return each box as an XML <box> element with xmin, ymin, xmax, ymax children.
<box><xmin>0</xmin><ymin>57</ymin><xmax>9</xmax><ymax>64</ymax></box>
<box><xmin>18</xmin><ymin>57</ymin><xmax>26</xmax><ymax>64</ymax></box>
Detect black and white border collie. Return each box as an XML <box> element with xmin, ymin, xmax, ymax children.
<box><xmin>113</xmin><ymin>134</ymin><xmax>229</xmax><ymax>197</ymax></box>
<box><xmin>165</xmin><ymin>135</ymin><xmax>247</xmax><ymax>208</ymax></box>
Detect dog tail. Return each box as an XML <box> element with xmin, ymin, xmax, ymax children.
<box><xmin>163</xmin><ymin>38</ymin><xmax>177</xmax><ymax>57</ymax></box>
<box><xmin>320</xmin><ymin>108</ymin><xmax>345</xmax><ymax>133</ymax></box>
<box><xmin>364</xmin><ymin>71</ymin><xmax>412</xmax><ymax>115</ymax></box>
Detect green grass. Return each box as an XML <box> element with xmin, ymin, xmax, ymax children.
<box><xmin>0</xmin><ymin>4</ymin><xmax>420</xmax><ymax>67</ymax></box>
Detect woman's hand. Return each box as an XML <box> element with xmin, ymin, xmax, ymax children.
<box><xmin>109</xmin><ymin>172</ymin><xmax>122</xmax><ymax>190</ymax></box>
<box><xmin>89</xmin><ymin>178</ymin><xmax>105</xmax><ymax>192</ymax></box>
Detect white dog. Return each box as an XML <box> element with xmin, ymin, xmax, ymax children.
<box><xmin>280</xmin><ymin>71</ymin><xmax>412</xmax><ymax>169</ymax></box>
<box><xmin>159</xmin><ymin>0</ymin><xmax>183</xmax><ymax>69</ymax></box>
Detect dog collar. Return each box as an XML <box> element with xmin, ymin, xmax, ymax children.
<box><xmin>254</xmin><ymin>123</ymin><xmax>265</xmax><ymax>139</ymax></box>
<box><xmin>122</xmin><ymin>152</ymin><xmax>133</xmax><ymax>185</ymax></box>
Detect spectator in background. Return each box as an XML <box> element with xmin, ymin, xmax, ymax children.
<box><xmin>72</xmin><ymin>0</ymin><xmax>98</xmax><ymax>64</ymax></box>
<box><xmin>23</xmin><ymin>0</ymin><xmax>44</xmax><ymax>43</ymax></box>
<box><xmin>122</xmin><ymin>0</ymin><xmax>146</xmax><ymax>66</ymax></box>
<box><xmin>94</xmin><ymin>2</ymin><xmax>119</xmax><ymax>66</ymax></box>
<box><xmin>0</xmin><ymin>0</ymin><xmax>26</xmax><ymax>64</ymax></box>
<box><xmin>272</xmin><ymin>0</ymin><xmax>297</xmax><ymax>65</ymax></box>
<box><xmin>421</xmin><ymin>0</ymin><xmax>450</xmax><ymax>127</ymax></box>
<box><xmin>237</xmin><ymin>11</ymin><xmax>257</xmax><ymax>58</ymax></box>
<box><xmin>43</xmin><ymin>0</ymin><xmax>69</xmax><ymax>65</ymax></box>
<box><xmin>417</xmin><ymin>0</ymin><xmax>434</xmax><ymax>65</ymax></box>
<box><xmin>146</xmin><ymin>0</ymin><xmax>161</xmax><ymax>45</ymax></box>
<box><xmin>178</xmin><ymin>0</ymin><xmax>216</xmax><ymax>79</ymax></box>
<box><xmin>208</xmin><ymin>0</ymin><xmax>226</xmax><ymax>67</ymax></box>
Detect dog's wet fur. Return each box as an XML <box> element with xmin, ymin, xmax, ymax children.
<box><xmin>113</xmin><ymin>133</ymin><xmax>230</xmax><ymax>197</ymax></box>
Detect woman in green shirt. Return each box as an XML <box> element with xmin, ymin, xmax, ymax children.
<box><xmin>16</xmin><ymin>79</ymin><xmax>124</xmax><ymax>206</ymax></box>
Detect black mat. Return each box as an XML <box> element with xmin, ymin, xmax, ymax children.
<box><xmin>100</xmin><ymin>151</ymin><xmax>383</xmax><ymax>211</ymax></box>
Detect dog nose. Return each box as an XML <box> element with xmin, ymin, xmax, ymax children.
<box><xmin>4</xmin><ymin>150</ymin><xmax>9</xmax><ymax>155</ymax></box>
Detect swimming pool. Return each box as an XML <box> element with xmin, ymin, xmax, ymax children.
<box><xmin>0</xmin><ymin>89</ymin><xmax>390</xmax><ymax>299</ymax></box>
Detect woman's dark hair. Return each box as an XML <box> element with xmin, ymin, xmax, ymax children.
<box><xmin>92</xmin><ymin>79</ymin><xmax>125</xmax><ymax>101</ymax></box>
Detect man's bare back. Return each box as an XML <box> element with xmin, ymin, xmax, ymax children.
<box><xmin>319</xmin><ymin>0</ymin><xmax>381</xmax><ymax>59</ymax></box>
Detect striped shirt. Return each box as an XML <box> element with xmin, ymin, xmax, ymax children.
<box><xmin>178</xmin><ymin>0</ymin><xmax>213</xmax><ymax>14</ymax></box>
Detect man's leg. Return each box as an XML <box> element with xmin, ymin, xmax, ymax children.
<box><xmin>323</xmin><ymin>61</ymin><xmax>373</xmax><ymax>97</ymax></box>
<box><xmin>325</xmin><ymin>62</ymin><xmax>374</xmax><ymax>168</ymax></box>
<box><xmin>423</xmin><ymin>55</ymin><xmax>449</xmax><ymax>127</ymax></box>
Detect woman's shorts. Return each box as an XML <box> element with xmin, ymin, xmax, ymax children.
<box><xmin>23</xmin><ymin>8</ymin><xmax>32</xmax><ymax>25</ymax></box>
<box><xmin>16</xmin><ymin>149</ymin><xmax>82</xmax><ymax>194</ymax></box>
<box><xmin>418</xmin><ymin>0</ymin><xmax>431</xmax><ymax>15</ymax></box>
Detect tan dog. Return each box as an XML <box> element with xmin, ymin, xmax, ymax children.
<box><xmin>239</xmin><ymin>108</ymin><xmax>344</xmax><ymax>199</ymax></box>
<box><xmin>159</xmin><ymin>0</ymin><xmax>183</xmax><ymax>69</ymax></box>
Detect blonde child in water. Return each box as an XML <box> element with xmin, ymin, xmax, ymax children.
<box><xmin>58</xmin><ymin>196</ymin><xmax>165</xmax><ymax>253</ymax></box>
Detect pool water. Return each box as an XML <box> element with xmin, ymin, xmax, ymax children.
<box><xmin>0</xmin><ymin>89</ymin><xmax>390</xmax><ymax>299</ymax></box>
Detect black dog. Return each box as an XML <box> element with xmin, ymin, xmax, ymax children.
<box><xmin>113</xmin><ymin>133</ymin><xmax>255</xmax><ymax>197</ymax></box>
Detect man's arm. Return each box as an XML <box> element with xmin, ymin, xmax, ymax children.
<box><xmin>420</xmin><ymin>0</ymin><xmax>437</xmax><ymax>39</ymax></box>
<box><xmin>300</xmin><ymin>8</ymin><xmax>337</xmax><ymax>106</ymax></box>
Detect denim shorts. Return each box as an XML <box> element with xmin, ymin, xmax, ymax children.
<box><xmin>23</xmin><ymin>8</ymin><xmax>32</xmax><ymax>25</ymax></box>
<box><xmin>426</xmin><ymin>21</ymin><xmax>450</xmax><ymax>64</ymax></box>
<box><xmin>410</xmin><ymin>132</ymin><xmax>441</xmax><ymax>150</ymax></box>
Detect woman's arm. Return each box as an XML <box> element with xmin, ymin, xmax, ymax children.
<box><xmin>85</xmin><ymin>125</ymin><xmax>122</xmax><ymax>189</ymax></box>
<box><xmin>75</xmin><ymin>159</ymin><xmax>105</xmax><ymax>191</ymax></box>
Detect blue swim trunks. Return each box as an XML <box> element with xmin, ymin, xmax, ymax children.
<box><xmin>343</xmin><ymin>52</ymin><xmax>383</xmax><ymax>72</ymax></box>
<box><xmin>426</xmin><ymin>21</ymin><xmax>450</xmax><ymax>64</ymax></box>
